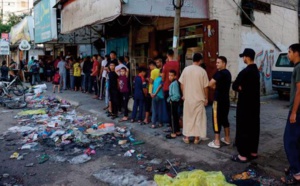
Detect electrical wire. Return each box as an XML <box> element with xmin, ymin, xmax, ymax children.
<box><xmin>117</xmin><ymin>15</ymin><xmax>132</xmax><ymax>26</ymax></box>
<box><xmin>172</xmin><ymin>0</ymin><xmax>184</xmax><ymax>9</ymax></box>
<box><xmin>133</xmin><ymin>15</ymin><xmax>158</xmax><ymax>26</ymax></box>
<box><xmin>232</xmin><ymin>0</ymin><xmax>282</xmax><ymax>51</ymax></box>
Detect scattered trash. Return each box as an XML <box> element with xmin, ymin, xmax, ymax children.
<box><xmin>10</xmin><ymin>152</ymin><xmax>19</xmax><ymax>159</ymax></box>
<box><xmin>25</xmin><ymin>163</ymin><xmax>34</xmax><ymax>167</ymax></box>
<box><xmin>93</xmin><ymin>168</ymin><xmax>156</xmax><ymax>186</ymax></box>
<box><xmin>146</xmin><ymin>166</ymin><xmax>153</xmax><ymax>172</ymax></box>
<box><xmin>38</xmin><ymin>154</ymin><xmax>49</xmax><ymax>164</ymax></box>
<box><xmin>118</xmin><ymin>140</ymin><xmax>127</xmax><ymax>145</ymax></box>
<box><xmin>124</xmin><ymin>149</ymin><xmax>135</xmax><ymax>157</ymax></box>
<box><xmin>84</xmin><ymin>148</ymin><xmax>96</xmax><ymax>155</ymax></box>
<box><xmin>150</xmin><ymin>158</ymin><xmax>163</xmax><ymax>165</ymax></box>
<box><xmin>136</xmin><ymin>154</ymin><xmax>145</xmax><ymax>160</ymax></box>
<box><xmin>2</xmin><ymin>173</ymin><xmax>9</xmax><ymax>178</ymax></box>
<box><xmin>132</xmin><ymin>141</ymin><xmax>145</xmax><ymax>146</ymax></box>
<box><xmin>69</xmin><ymin>154</ymin><xmax>91</xmax><ymax>164</ymax></box>
<box><xmin>18</xmin><ymin>109</ymin><xmax>46</xmax><ymax>116</ymax></box>
<box><xmin>21</xmin><ymin>142</ymin><xmax>38</xmax><ymax>150</ymax></box>
<box><xmin>51</xmin><ymin>156</ymin><xmax>67</xmax><ymax>163</ymax></box>
<box><xmin>154</xmin><ymin>170</ymin><xmax>235</xmax><ymax>186</ymax></box>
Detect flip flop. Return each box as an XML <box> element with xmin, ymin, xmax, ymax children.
<box><xmin>118</xmin><ymin>118</ymin><xmax>129</xmax><ymax>122</ymax></box>
<box><xmin>166</xmin><ymin>134</ymin><xmax>176</xmax><ymax>139</ymax></box>
<box><xmin>231</xmin><ymin>154</ymin><xmax>248</xmax><ymax>163</ymax></box>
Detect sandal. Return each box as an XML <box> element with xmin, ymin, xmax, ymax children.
<box><xmin>194</xmin><ymin>138</ymin><xmax>201</xmax><ymax>144</ymax></box>
<box><xmin>281</xmin><ymin>174</ymin><xmax>300</xmax><ymax>185</ymax></box>
<box><xmin>182</xmin><ymin>137</ymin><xmax>190</xmax><ymax>144</ymax></box>
<box><xmin>130</xmin><ymin>119</ymin><xmax>135</xmax><ymax>123</ymax></box>
<box><xmin>118</xmin><ymin>118</ymin><xmax>129</xmax><ymax>122</ymax></box>
<box><xmin>140</xmin><ymin>122</ymin><xmax>147</xmax><ymax>125</ymax></box>
<box><xmin>150</xmin><ymin>124</ymin><xmax>157</xmax><ymax>129</ymax></box>
<box><xmin>166</xmin><ymin>134</ymin><xmax>176</xmax><ymax>139</ymax></box>
<box><xmin>231</xmin><ymin>154</ymin><xmax>248</xmax><ymax>163</ymax></box>
<box><xmin>176</xmin><ymin>133</ymin><xmax>182</xmax><ymax>136</ymax></box>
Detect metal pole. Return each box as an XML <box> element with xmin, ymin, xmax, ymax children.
<box><xmin>173</xmin><ymin>0</ymin><xmax>182</xmax><ymax>61</ymax></box>
<box><xmin>1</xmin><ymin>0</ymin><xmax>3</xmax><ymax>24</ymax></box>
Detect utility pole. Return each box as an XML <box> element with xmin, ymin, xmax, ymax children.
<box><xmin>1</xmin><ymin>0</ymin><xmax>3</xmax><ymax>24</ymax></box>
<box><xmin>172</xmin><ymin>0</ymin><xmax>183</xmax><ymax>61</ymax></box>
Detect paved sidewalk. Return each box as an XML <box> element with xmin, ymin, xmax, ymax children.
<box><xmin>43</xmin><ymin>82</ymin><xmax>289</xmax><ymax>177</ymax></box>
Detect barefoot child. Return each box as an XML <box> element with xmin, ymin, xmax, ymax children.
<box><xmin>52</xmin><ymin>68</ymin><xmax>61</xmax><ymax>93</ymax></box>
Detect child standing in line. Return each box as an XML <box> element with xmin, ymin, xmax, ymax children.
<box><xmin>73</xmin><ymin>59</ymin><xmax>81</xmax><ymax>91</ymax></box>
<box><xmin>130</xmin><ymin>67</ymin><xmax>147</xmax><ymax>123</ymax></box>
<box><xmin>108</xmin><ymin>62</ymin><xmax>119</xmax><ymax>119</ymax></box>
<box><xmin>118</xmin><ymin>67</ymin><xmax>130</xmax><ymax>122</ymax></box>
<box><xmin>52</xmin><ymin>68</ymin><xmax>61</xmax><ymax>93</ymax></box>
<box><xmin>151</xmin><ymin>69</ymin><xmax>164</xmax><ymax>128</ymax></box>
<box><xmin>166</xmin><ymin>70</ymin><xmax>181</xmax><ymax>139</ymax></box>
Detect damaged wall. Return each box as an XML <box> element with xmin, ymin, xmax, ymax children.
<box><xmin>209</xmin><ymin>0</ymin><xmax>298</xmax><ymax>95</ymax></box>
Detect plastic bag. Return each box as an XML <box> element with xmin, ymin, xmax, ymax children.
<box><xmin>154</xmin><ymin>169</ymin><xmax>235</xmax><ymax>186</ymax></box>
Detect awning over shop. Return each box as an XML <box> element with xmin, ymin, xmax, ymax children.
<box><xmin>61</xmin><ymin>0</ymin><xmax>121</xmax><ymax>34</ymax></box>
<box><xmin>9</xmin><ymin>16</ymin><xmax>34</xmax><ymax>45</ymax></box>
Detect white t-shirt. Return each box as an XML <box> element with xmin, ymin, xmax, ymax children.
<box><xmin>101</xmin><ymin>59</ymin><xmax>108</xmax><ymax>78</ymax></box>
<box><xmin>115</xmin><ymin>63</ymin><xmax>128</xmax><ymax>76</ymax></box>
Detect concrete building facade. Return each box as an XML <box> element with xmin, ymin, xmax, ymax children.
<box><xmin>210</xmin><ymin>0</ymin><xmax>298</xmax><ymax>95</ymax></box>
<box><xmin>1</xmin><ymin>0</ymin><xmax>33</xmax><ymax>23</ymax></box>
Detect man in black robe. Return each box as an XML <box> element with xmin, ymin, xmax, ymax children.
<box><xmin>231</xmin><ymin>48</ymin><xmax>260</xmax><ymax>163</ymax></box>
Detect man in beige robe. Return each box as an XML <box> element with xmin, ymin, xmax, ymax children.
<box><xmin>179</xmin><ymin>53</ymin><xmax>209</xmax><ymax>144</ymax></box>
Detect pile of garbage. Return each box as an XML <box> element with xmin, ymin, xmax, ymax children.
<box><xmin>3</xmin><ymin>90</ymin><xmax>144</xmax><ymax>165</ymax></box>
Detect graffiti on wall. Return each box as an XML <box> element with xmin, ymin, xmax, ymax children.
<box><xmin>255</xmin><ymin>49</ymin><xmax>275</xmax><ymax>95</ymax></box>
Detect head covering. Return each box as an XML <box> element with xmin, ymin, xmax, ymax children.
<box><xmin>239</xmin><ymin>48</ymin><xmax>255</xmax><ymax>60</ymax></box>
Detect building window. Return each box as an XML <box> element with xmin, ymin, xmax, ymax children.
<box><xmin>21</xmin><ymin>1</ymin><xmax>28</xmax><ymax>8</ymax></box>
<box><xmin>241</xmin><ymin>0</ymin><xmax>271</xmax><ymax>26</ymax></box>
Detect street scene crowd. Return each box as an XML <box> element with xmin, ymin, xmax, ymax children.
<box><xmin>2</xmin><ymin>44</ymin><xmax>300</xmax><ymax>185</ymax></box>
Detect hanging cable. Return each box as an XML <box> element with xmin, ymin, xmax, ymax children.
<box><xmin>172</xmin><ymin>0</ymin><xmax>184</xmax><ymax>9</ymax></box>
<box><xmin>133</xmin><ymin>15</ymin><xmax>158</xmax><ymax>26</ymax></box>
<box><xmin>232</xmin><ymin>0</ymin><xmax>281</xmax><ymax>52</ymax></box>
<box><xmin>117</xmin><ymin>15</ymin><xmax>132</xmax><ymax>27</ymax></box>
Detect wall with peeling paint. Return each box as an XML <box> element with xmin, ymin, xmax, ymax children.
<box><xmin>209</xmin><ymin>0</ymin><xmax>298</xmax><ymax>95</ymax></box>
